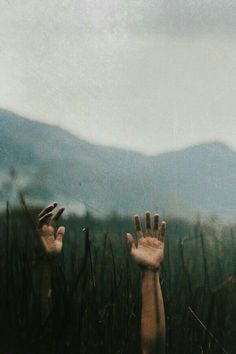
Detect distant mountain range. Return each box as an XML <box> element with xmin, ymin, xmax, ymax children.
<box><xmin>0</xmin><ymin>108</ymin><xmax>236</xmax><ymax>218</ymax></box>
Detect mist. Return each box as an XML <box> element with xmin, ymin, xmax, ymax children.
<box><xmin>0</xmin><ymin>0</ymin><xmax>236</xmax><ymax>154</ymax></box>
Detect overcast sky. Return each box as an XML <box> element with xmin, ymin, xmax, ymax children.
<box><xmin>0</xmin><ymin>0</ymin><xmax>236</xmax><ymax>154</ymax></box>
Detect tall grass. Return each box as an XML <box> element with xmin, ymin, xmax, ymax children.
<box><xmin>0</xmin><ymin>204</ymin><xmax>235</xmax><ymax>354</ymax></box>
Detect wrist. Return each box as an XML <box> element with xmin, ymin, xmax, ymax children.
<box><xmin>33</xmin><ymin>252</ymin><xmax>60</xmax><ymax>266</ymax></box>
<box><xmin>140</xmin><ymin>264</ymin><xmax>160</xmax><ymax>273</ymax></box>
<box><xmin>141</xmin><ymin>268</ymin><xmax>160</xmax><ymax>278</ymax></box>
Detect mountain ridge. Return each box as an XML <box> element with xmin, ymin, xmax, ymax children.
<box><xmin>0</xmin><ymin>108</ymin><xmax>236</xmax><ymax>218</ymax></box>
<box><xmin>2</xmin><ymin>108</ymin><xmax>233</xmax><ymax>159</ymax></box>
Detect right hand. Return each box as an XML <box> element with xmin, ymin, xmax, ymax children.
<box><xmin>38</xmin><ymin>202</ymin><xmax>65</xmax><ymax>255</ymax></box>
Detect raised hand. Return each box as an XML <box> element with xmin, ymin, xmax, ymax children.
<box><xmin>38</xmin><ymin>202</ymin><xmax>65</xmax><ymax>255</ymax></box>
<box><xmin>127</xmin><ymin>211</ymin><xmax>166</xmax><ymax>271</ymax></box>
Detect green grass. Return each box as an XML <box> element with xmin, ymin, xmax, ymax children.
<box><xmin>0</xmin><ymin>204</ymin><xmax>235</xmax><ymax>354</ymax></box>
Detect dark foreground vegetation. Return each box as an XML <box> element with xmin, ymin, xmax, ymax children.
<box><xmin>0</xmin><ymin>203</ymin><xmax>235</xmax><ymax>354</ymax></box>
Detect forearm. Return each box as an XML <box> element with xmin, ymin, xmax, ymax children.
<box><xmin>141</xmin><ymin>271</ymin><xmax>166</xmax><ymax>354</ymax></box>
<box><xmin>33</xmin><ymin>255</ymin><xmax>60</xmax><ymax>316</ymax></box>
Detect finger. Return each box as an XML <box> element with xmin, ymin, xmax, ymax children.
<box><xmin>38</xmin><ymin>212</ymin><xmax>53</xmax><ymax>228</ymax></box>
<box><xmin>49</xmin><ymin>207</ymin><xmax>65</xmax><ymax>226</ymax></box>
<box><xmin>40</xmin><ymin>224</ymin><xmax>54</xmax><ymax>236</ymax></box>
<box><xmin>126</xmin><ymin>233</ymin><xmax>136</xmax><ymax>250</ymax></box>
<box><xmin>56</xmin><ymin>226</ymin><xmax>65</xmax><ymax>241</ymax></box>
<box><xmin>159</xmin><ymin>221</ymin><xmax>166</xmax><ymax>242</ymax></box>
<box><xmin>153</xmin><ymin>213</ymin><xmax>159</xmax><ymax>238</ymax></box>
<box><xmin>145</xmin><ymin>211</ymin><xmax>152</xmax><ymax>236</ymax></box>
<box><xmin>134</xmin><ymin>214</ymin><xmax>144</xmax><ymax>240</ymax></box>
<box><xmin>38</xmin><ymin>202</ymin><xmax>57</xmax><ymax>218</ymax></box>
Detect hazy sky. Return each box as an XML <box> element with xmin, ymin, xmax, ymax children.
<box><xmin>0</xmin><ymin>0</ymin><xmax>236</xmax><ymax>154</ymax></box>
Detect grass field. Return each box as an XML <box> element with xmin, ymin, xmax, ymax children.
<box><xmin>0</xmin><ymin>203</ymin><xmax>235</xmax><ymax>354</ymax></box>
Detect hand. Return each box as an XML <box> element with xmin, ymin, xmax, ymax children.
<box><xmin>127</xmin><ymin>211</ymin><xmax>166</xmax><ymax>271</ymax></box>
<box><xmin>38</xmin><ymin>202</ymin><xmax>65</xmax><ymax>255</ymax></box>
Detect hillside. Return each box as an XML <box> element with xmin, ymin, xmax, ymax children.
<box><xmin>1</xmin><ymin>108</ymin><xmax>236</xmax><ymax>217</ymax></box>
<box><xmin>152</xmin><ymin>142</ymin><xmax>236</xmax><ymax>215</ymax></box>
<box><xmin>0</xmin><ymin>109</ymin><xmax>178</xmax><ymax>216</ymax></box>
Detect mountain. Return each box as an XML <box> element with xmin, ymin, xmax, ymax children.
<box><xmin>0</xmin><ymin>108</ymin><xmax>236</xmax><ymax>218</ymax></box>
<box><xmin>150</xmin><ymin>142</ymin><xmax>236</xmax><ymax>216</ymax></box>
<box><xmin>0</xmin><ymin>109</ymin><xmax>177</xmax><ymax>216</ymax></box>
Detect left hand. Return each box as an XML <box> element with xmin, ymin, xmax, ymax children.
<box><xmin>127</xmin><ymin>211</ymin><xmax>166</xmax><ymax>271</ymax></box>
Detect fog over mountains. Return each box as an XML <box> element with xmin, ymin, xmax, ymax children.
<box><xmin>2</xmin><ymin>1</ymin><xmax>236</xmax><ymax>154</ymax></box>
<box><xmin>0</xmin><ymin>109</ymin><xmax>236</xmax><ymax>218</ymax></box>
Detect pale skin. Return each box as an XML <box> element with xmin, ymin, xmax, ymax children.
<box><xmin>35</xmin><ymin>202</ymin><xmax>66</xmax><ymax>316</ymax></box>
<box><xmin>38</xmin><ymin>202</ymin><xmax>66</xmax><ymax>255</ymax></box>
<box><xmin>127</xmin><ymin>212</ymin><xmax>166</xmax><ymax>354</ymax></box>
<box><xmin>37</xmin><ymin>204</ymin><xmax>166</xmax><ymax>353</ymax></box>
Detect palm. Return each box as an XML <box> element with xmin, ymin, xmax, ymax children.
<box><xmin>40</xmin><ymin>225</ymin><xmax>64</xmax><ymax>255</ymax></box>
<box><xmin>127</xmin><ymin>212</ymin><xmax>166</xmax><ymax>271</ymax></box>
<box><xmin>38</xmin><ymin>203</ymin><xmax>65</xmax><ymax>256</ymax></box>
<box><xmin>131</xmin><ymin>236</ymin><xmax>164</xmax><ymax>269</ymax></box>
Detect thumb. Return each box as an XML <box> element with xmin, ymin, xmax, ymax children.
<box><xmin>126</xmin><ymin>233</ymin><xmax>136</xmax><ymax>250</ymax></box>
<box><xmin>56</xmin><ymin>226</ymin><xmax>65</xmax><ymax>241</ymax></box>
